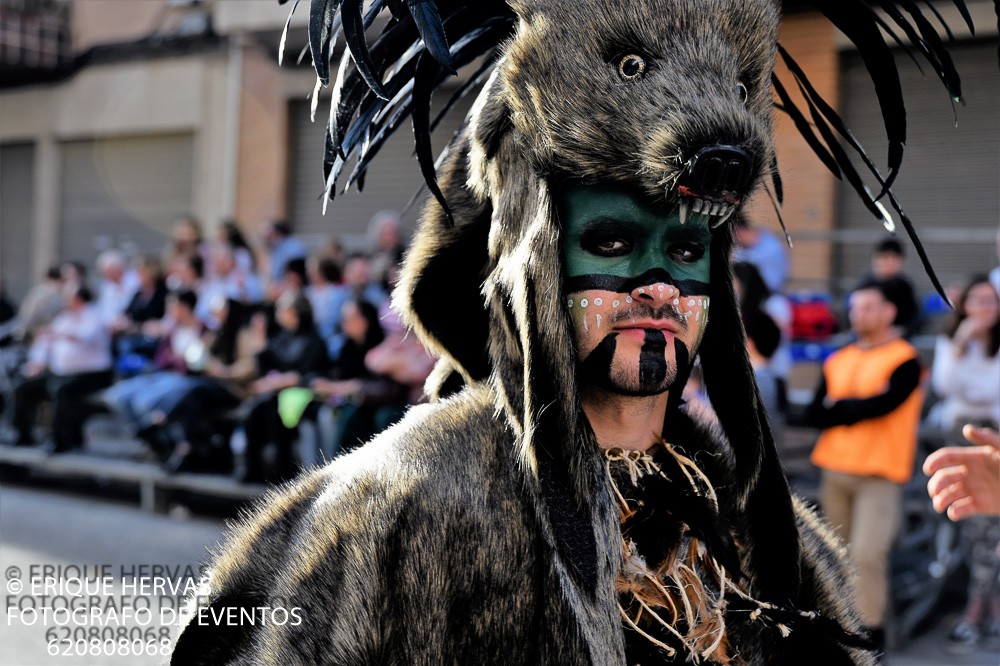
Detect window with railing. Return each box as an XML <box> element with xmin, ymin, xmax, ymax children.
<box><xmin>0</xmin><ymin>0</ymin><xmax>70</xmax><ymax>70</ymax></box>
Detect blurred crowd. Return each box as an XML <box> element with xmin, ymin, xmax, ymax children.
<box><xmin>0</xmin><ymin>211</ymin><xmax>434</xmax><ymax>483</ymax></box>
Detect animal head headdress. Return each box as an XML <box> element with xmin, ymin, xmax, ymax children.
<box><xmin>280</xmin><ymin>0</ymin><xmax>994</xmax><ymax>614</ymax></box>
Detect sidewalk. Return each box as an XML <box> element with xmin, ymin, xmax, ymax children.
<box><xmin>889</xmin><ymin>613</ymin><xmax>998</xmax><ymax>665</ymax></box>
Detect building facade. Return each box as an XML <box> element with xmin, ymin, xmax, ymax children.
<box><xmin>1</xmin><ymin>0</ymin><xmax>997</xmax><ymax>302</ymax></box>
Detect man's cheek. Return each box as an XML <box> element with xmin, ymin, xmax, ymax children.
<box><xmin>674</xmin><ymin>295</ymin><xmax>710</xmax><ymax>328</ymax></box>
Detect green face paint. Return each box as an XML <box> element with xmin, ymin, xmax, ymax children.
<box><xmin>560</xmin><ymin>182</ymin><xmax>712</xmax><ymax>293</ymax></box>
<box><xmin>558</xmin><ymin>182</ymin><xmax>713</xmax><ymax>396</ymax></box>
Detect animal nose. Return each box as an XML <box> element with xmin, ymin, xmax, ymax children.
<box><xmin>684</xmin><ymin>145</ymin><xmax>753</xmax><ymax>197</ymax></box>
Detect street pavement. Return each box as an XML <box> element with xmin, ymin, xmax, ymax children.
<box><xmin>1</xmin><ymin>474</ymin><xmax>998</xmax><ymax>665</ymax></box>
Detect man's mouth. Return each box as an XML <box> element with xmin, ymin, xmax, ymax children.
<box><xmin>614</xmin><ymin>318</ymin><xmax>680</xmax><ymax>341</ymax></box>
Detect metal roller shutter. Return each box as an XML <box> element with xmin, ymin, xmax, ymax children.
<box><xmin>0</xmin><ymin>142</ymin><xmax>36</xmax><ymax>302</ymax></box>
<box><xmin>287</xmin><ymin>92</ymin><xmax>476</xmax><ymax>251</ymax></box>
<box><xmin>834</xmin><ymin>40</ymin><xmax>1000</xmax><ymax>295</ymax></box>
<box><xmin>59</xmin><ymin>134</ymin><xmax>194</xmax><ymax>269</ymax></box>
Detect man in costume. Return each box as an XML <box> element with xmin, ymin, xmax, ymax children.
<box><xmin>171</xmin><ymin>0</ymin><xmax>987</xmax><ymax>662</ymax></box>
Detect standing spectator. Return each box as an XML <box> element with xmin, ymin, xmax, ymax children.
<box><xmin>806</xmin><ymin>279</ymin><xmax>924</xmax><ymax>654</ymax></box>
<box><xmin>240</xmin><ymin>294</ymin><xmax>330</xmax><ymax>483</ymax></box>
<box><xmin>928</xmin><ymin>275</ymin><xmax>1000</xmax><ymax>651</ymax></box>
<box><xmin>261</xmin><ymin>220</ymin><xmax>307</xmax><ymax>290</ymax></box>
<box><xmin>367</xmin><ymin>210</ymin><xmax>405</xmax><ymax>291</ymax></box>
<box><xmin>857</xmin><ymin>237</ymin><xmax>921</xmax><ymax>337</ymax></box>
<box><xmin>10</xmin><ymin>285</ymin><xmax>114</xmax><ymax>452</ymax></box>
<box><xmin>733</xmin><ymin>217</ymin><xmax>788</xmax><ymax>294</ymax></box>
<box><xmin>326</xmin><ymin>254</ymin><xmax>388</xmax><ymax>360</ymax></box>
<box><xmin>95</xmin><ymin>250</ymin><xmax>139</xmax><ymax>330</ymax></box>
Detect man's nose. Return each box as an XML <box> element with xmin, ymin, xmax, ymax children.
<box><xmin>630</xmin><ymin>282</ymin><xmax>679</xmax><ymax>303</ymax></box>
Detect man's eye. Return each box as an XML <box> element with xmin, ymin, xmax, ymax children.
<box><xmin>582</xmin><ymin>237</ymin><xmax>632</xmax><ymax>257</ymax></box>
<box><xmin>668</xmin><ymin>242</ymin><xmax>705</xmax><ymax>263</ymax></box>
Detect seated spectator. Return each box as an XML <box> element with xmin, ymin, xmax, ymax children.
<box><xmin>240</xmin><ymin>294</ymin><xmax>330</xmax><ymax>483</ymax></box>
<box><xmin>112</xmin><ymin>256</ymin><xmax>169</xmax><ymax>369</ymax></box>
<box><xmin>95</xmin><ymin>250</ymin><xmax>139</xmax><ymax>330</ymax></box>
<box><xmin>9</xmin><ymin>285</ymin><xmax>113</xmax><ymax>452</ymax></box>
<box><xmin>367</xmin><ymin>210</ymin><xmax>405</xmax><ymax>291</ymax></box>
<box><xmin>198</xmin><ymin>245</ymin><xmax>263</xmax><ymax>328</ymax></box>
<box><xmin>215</xmin><ymin>219</ymin><xmax>258</xmax><ymax>277</ymax></box>
<box><xmin>325</xmin><ymin>254</ymin><xmax>388</xmax><ymax>360</ymax></box>
<box><xmin>165</xmin><ymin>252</ymin><xmax>204</xmax><ymax>293</ymax></box>
<box><xmin>119</xmin><ymin>256</ymin><xmax>168</xmax><ymax>330</ymax></box>
<box><xmin>4</xmin><ymin>266</ymin><xmax>63</xmax><ymax>343</ymax></box>
<box><xmin>260</xmin><ymin>219</ymin><xmax>307</xmax><ymax>295</ymax></box>
<box><xmin>105</xmin><ymin>295</ymin><xmax>264</xmax><ymax>473</ymax></box>
<box><xmin>163</xmin><ymin>216</ymin><xmax>209</xmax><ymax>269</ymax></box>
<box><xmin>307</xmin><ymin>256</ymin><xmax>342</xmax><ymax>340</ymax></box>
<box><xmin>0</xmin><ymin>279</ymin><xmax>13</xmax><ymax>347</ymax></box>
<box><xmin>59</xmin><ymin>260</ymin><xmax>87</xmax><ymax>294</ymax></box>
<box><xmin>927</xmin><ymin>275</ymin><xmax>1000</xmax><ymax>651</ymax></box>
<box><xmin>733</xmin><ymin>261</ymin><xmax>790</xmax><ymax>442</ymax></box>
<box><xmin>280</xmin><ymin>257</ymin><xmax>310</xmax><ymax>298</ymax></box>
<box><xmin>310</xmin><ymin>299</ymin><xmax>409</xmax><ymax>456</ymax></box>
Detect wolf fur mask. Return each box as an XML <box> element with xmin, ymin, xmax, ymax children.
<box><xmin>171</xmin><ymin>0</ymin><xmax>988</xmax><ymax>663</ymax></box>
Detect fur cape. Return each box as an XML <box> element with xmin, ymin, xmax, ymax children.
<box><xmin>171</xmin><ymin>386</ymin><xmax>871</xmax><ymax>664</ymax></box>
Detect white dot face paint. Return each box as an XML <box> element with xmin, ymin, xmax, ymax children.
<box><xmin>673</xmin><ymin>299</ymin><xmax>679</xmax><ymax>305</ymax></box>
<box><xmin>568</xmin><ymin>298</ymin><xmax>574</xmax><ymax>308</ymax></box>
<box><xmin>613</xmin><ymin>300</ymin><xmax>620</xmax><ymax>308</ymax></box>
<box><xmin>626</xmin><ymin>296</ymin><xmax>633</xmax><ymax>303</ymax></box>
<box><xmin>687</xmin><ymin>299</ymin><xmax>695</xmax><ymax>307</ymax></box>
<box><xmin>594</xmin><ymin>298</ymin><xmax>603</xmax><ymax>306</ymax></box>
<box><xmin>581</xmin><ymin>299</ymin><xmax>589</xmax><ymax>307</ymax></box>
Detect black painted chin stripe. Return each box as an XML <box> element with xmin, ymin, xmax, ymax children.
<box><xmin>639</xmin><ymin>329</ymin><xmax>668</xmax><ymax>390</ymax></box>
<box><xmin>566</xmin><ymin>271</ymin><xmax>709</xmax><ymax>297</ymax></box>
<box><xmin>580</xmin><ymin>333</ymin><xmax>618</xmax><ymax>388</ymax></box>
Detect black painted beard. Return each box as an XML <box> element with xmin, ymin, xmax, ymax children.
<box><xmin>579</xmin><ymin>333</ymin><xmax>691</xmax><ymax>397</ymax></box>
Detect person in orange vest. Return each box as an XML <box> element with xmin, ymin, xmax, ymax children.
<box><xmin>807</xmin><ymin>278</ymin><xmax>925</xmax><ymax>656</ymax></box>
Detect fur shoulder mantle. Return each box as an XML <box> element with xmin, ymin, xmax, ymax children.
<box><xmin>172</xmin><ymin>386</ymin><xmax>873</xmax><ymax>665</ymax></box>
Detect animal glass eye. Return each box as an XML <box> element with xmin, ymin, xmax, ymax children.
<box><xmin>618</xmin><ymin>54</ymin><xmax>647</xmax><ymax>81</ymax></box>
<box><xmin>736</xmin><ymin>81</ymin><xmax>748</xmax><ymax>105</ymax></box>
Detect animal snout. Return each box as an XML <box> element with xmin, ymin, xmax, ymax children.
<box><xmin>682</xmin><ymin>145</ymin><xmax>752</xmax><ymax>199</ymax></box>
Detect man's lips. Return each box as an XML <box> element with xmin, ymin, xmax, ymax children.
<box><xmin>613</xmin><ymin>319</ymin><xmax>681</xmax><ymax>340</ymax></box>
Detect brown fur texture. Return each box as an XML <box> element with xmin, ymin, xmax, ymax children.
<box><xmin>172</xmin><ymin>388</ymin><xmax>872</xmax><ymax>664</ymax></box>
<box><xmin>173</xmin><ymin>1</ymin><xmax>876</xmax><ymax>662</ymax></box>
